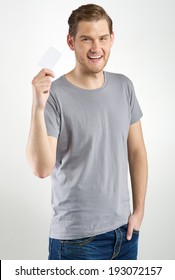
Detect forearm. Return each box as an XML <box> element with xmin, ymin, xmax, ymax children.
<box><xmin>26</xmin><ymin>107</ymin><xmax>55</xmax><ymax>178</ymax></box>
<box><xmin>129</xmin><ymin>149</ymin><xmax>148</xmax><ymax>216</ymax></box>
<box><xmin>126</xmin><ymin>121</ymin><xmax>148</xmax><ymax>238</ymax></box>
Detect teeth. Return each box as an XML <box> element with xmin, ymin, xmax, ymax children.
<box><xmin>89</xmin><ymin>55</ymin><xmax>102</xmax><ymax>59</ymax></box>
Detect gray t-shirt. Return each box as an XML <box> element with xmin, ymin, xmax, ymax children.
<box><xmin>44</xmin><ymin>71</ymin><xmax>143</xmax><ymax>240</ymax></box>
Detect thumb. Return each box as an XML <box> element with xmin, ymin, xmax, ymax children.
<box><xmin>126</xmin><ymin>223</ymin><xmax>133</xmax><ymax>241</ymax></box>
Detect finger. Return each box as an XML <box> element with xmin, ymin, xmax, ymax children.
<box><xmin>126</xmin><ymin>224</ymin><xmax>133</xmax><ymax>241</ymax></box>
<box><xmin>33</xmin><ymin>68</ymin><xmax>55</xmax><ymax>82</ymax></box>
<box><xmin>34</xmin><ymin>75</ymin><xmax>52</xmax><ymax>85</ymax></box>
<box><xmin>33</xmin><ymin>81</ymin><xmax>51</xmax><ymax>90</ymax></box>
<box><xmin>40</xmin><ymin>68</ymin><xmax>55</xmax><ymax>78</ymax></box>
<box><xmin>32</xmin><ymin>77</ymin><xmax>52</xmax><ymax>92</ymax></box>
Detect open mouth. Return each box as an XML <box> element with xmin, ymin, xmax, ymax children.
<box><xmin>87</xmin><ymin>55</ymin><xmax>103</xmax><ymax>60</ymax></box>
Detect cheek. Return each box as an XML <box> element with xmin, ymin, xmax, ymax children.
<box><xmin>75</xmin><ymin>46</ymin><xmax>88</xmax><ymax>57</ymax></box>
<box><xmin>75</xmin><ymin>49</ymin><xmax>86</xmax><ymax>62</ymax></box>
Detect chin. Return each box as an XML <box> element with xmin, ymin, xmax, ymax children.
<box><xmin>89</xmin><ymin>64</ymin><xmax>105</xmax><ymax>73</ymax></box>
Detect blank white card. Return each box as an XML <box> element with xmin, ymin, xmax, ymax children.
<box><xmin>38</xmin><ymin>46</ymin><xmax>62</xmax><ymax>69</ymax></box>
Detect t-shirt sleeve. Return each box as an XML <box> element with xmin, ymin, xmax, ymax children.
<box><xmin>44</xmin><ymin>90</ymin><xmax>61</xmax><ymax>139</ymax></box>
<box><xmin>128</xmin><ymin>79</ymin><xmax>143</xmax><ymax>125</ymax></box>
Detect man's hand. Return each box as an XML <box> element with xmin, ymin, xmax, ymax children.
<box><xmin>31</xmin><ymin>68</ymin><xmax>55</xmax><ymax>110</ymax></box>
<box><xmin>126</xmin><ymin>212</ymin><xmax>143</xmax><ymax>240</ymax></box>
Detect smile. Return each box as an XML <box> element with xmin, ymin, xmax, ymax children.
<box><xmin>88</xmin><ymin>55</ymin><xmax>102</xmax><ymax>59</ymax></box>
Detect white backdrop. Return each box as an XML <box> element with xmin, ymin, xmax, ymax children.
<box><xmin>0</xmin><ymin>0</ymin><xmax>175</xmax><ymax>259</ymax></box>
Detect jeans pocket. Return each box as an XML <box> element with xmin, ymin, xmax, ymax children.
<box><xmin>48</xmin><ymin>238</ymin><xmax>61</xmax><ymax>260</ymax></box>
<box><xmin>49</xmin><ymin>238</ymin><xmax>53</xmax><ymax>254</ymax></box>
<box><xmin>120</xmin><ymin>224</ymin><xmax>140</xmax><ymax>234</ymax></box>
<box><xmin>120</xmin><ymin>224</ymin><xmax>128</xmax><ymax>231</ymax></box>
<box><xmin>62</xmin><ymin>236</ymin><xmax>96</xmax><ymax>246</ymax></box>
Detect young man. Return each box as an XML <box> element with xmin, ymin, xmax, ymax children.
<box><xmin>27</xmin><ymin>4</ymin><xmax>148</xmax><ymax>260</ymax></box>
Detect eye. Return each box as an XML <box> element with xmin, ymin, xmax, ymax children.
<box><xmin>100</xmin><ymin>36</ymin><xmax>108</xmax><ymax>41</ymax></box>
<box><xmin>82</xmin><ymin>38</ymin><xmax>92</xmax><ymax>42</ymax></box>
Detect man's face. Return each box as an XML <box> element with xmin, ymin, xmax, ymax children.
<box><xmin>67</xmin><ymin>19</ymin><xmax>114</xmax><ymax>74</ymax></box>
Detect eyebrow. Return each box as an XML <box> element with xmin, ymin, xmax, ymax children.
<box><xmin>79</xmin><ymin>34</ymin><xmax>110</xmax><ymax>39</ymax></box>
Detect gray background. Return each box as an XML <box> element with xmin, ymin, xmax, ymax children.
<box><xmin>0</xmin><ymin>0</ymin><xmax>175</xmax><ymax>259</ymax></box>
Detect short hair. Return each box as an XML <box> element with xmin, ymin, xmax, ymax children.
<box><xmin>68</xmin><ymin>4</ymin><xmax>113</xmax><ymax>37</ymax></box>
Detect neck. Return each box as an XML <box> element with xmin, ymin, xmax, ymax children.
<box><xmin>65</xmin><ymin>68</ymin><xmax>105</xmax><ymax>90</ymax></box>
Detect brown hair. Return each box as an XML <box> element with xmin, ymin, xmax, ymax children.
<box><xmin>68</xmin><ymin>4</ymin><xmax>113</xmax><ymax>37</ymax></box>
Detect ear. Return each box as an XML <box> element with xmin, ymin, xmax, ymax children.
<box><xmin>67</xmin><ymin>35</ymin><xmax>75</xmax><ymax>50</ymax></box>
<box><xmin>110</xmin><ymin>32</ymin><xmax>115</xmax><ymax>48</ymax></box>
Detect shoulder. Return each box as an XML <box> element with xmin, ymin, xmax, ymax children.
<box><xmin>105</xmin><ymin>71</ymin><xmax>135</xmax><ymax>94</ymax></box>
<box><xmin>51</xmin><ymin>75</ymin><xmax>65</xmax><ymax>90</ymax></box>
<box><xmin>49</xmin><ymin>75</ymin><xmax>69</xmax><ymax>101</ymax></box>
<box><xmin>105</xmin><ymin>71</ymin><xmax>133</xmax><ymax>86</ymax></box>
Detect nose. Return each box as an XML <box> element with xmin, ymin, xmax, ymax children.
<box><xmin>90</xmin><ymin>40</ymin><xmax>100</xmax><ymax>52</ymax></box>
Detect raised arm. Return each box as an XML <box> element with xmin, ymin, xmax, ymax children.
<box><xmin>26</xmin><ymin>68</ymin><xmax>57</xmax><ymax>178</ymax></box>
<box><xmin>126</xmin><ymin>121</ymin><xmax>148</xmax><ymax>240</ymax></box>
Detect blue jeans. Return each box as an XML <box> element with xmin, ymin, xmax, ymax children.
<box><xmin>48</xmin><ymin>224</ymin><xmax>139</xmax><ymax>260</ymax></box>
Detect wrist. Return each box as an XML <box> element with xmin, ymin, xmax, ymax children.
<box><xmin>32</xmin><ymin>104</ymin><xmax>45</xmax><ymax>115</ymax></box>
<box><xmin>132</xmin><ymin>209</ymin><xmax>144</xmax><ymax>220</ymax></box>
